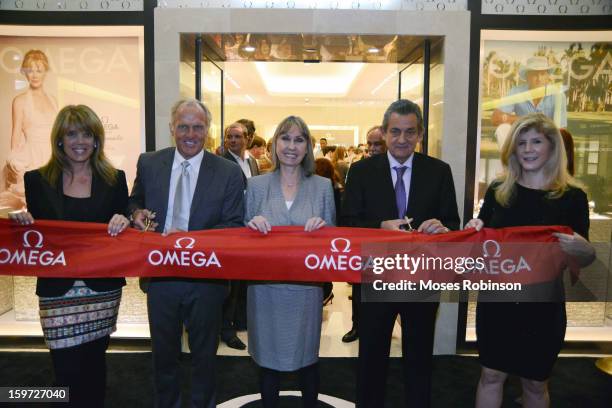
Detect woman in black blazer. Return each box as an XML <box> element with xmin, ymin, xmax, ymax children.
<box><xmin>9</xmin><ymin>104</ymin><xmax>130</xmax><ymax>407</ymax></box>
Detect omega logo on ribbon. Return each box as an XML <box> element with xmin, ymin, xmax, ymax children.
<box><xmin>477</xmin><ymin>240</ymin><xmax>531</xmax><ymax>275</ymax></box>
<box><xmin>0</xmin><ymin>230</ymin><xmax>66</xmax><ymax>266</ymax></box>
<box><xmin>148</xmin><ymin>236</ymin><xmax>221</xmax><ymax>268</ymax></box>
<box><xmin>305</xmin><ymin>238</ymin><xmax>361</xmax><ymax>271</ymax></box>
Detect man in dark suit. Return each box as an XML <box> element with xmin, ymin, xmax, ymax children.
<box><xmin>129</xmin><ymin>99</ymin><xmax>245</xmax><ymax>408</ymax></box>
<box><xmin>223</xmin><ymin>122</ymin><xmax>260</xmax><ymax>183</ymax></box>
<box><xmin>342</xmin><ymin>99</ymin><xmax>460</xmax><ymax>407</ymax></box>
<box><xmin>220</xmin><ymin>122</ymin><xmax>259</xmax><ymax>350</ymax></box>
<box><xmin>342</xmin><ymin>125</ymin><xmax>388</xmax><ymax>344</ymax></box>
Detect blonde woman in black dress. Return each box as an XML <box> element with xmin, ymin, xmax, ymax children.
<box><xmin>465</xmin><ymin>113</ymin><xmax>595</xmax><ymax>408</ymax></box>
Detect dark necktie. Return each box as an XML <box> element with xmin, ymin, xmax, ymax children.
<box><xmin>394</xmin><ymin>165</ymin><xmax>407</xmax><ymax>219</ymax></box>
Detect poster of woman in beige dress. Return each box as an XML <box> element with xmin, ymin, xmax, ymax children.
<box><xmin>0</xmin><ymin>49</ymin><xmax>58</xmax><ymax>209</ymax></box>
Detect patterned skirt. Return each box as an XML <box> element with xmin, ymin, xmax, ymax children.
<box><xmin>39</xmin><ymin>281</ymin><xmax>122</xmax><ymax>350</ymax></box>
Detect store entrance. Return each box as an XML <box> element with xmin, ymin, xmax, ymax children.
<box><xmin>179</xmin><ymin>33</ymin><xmax>445</xmax><ymax>158</ymax></box>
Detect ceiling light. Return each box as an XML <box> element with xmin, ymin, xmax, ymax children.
<box><xmin>255</xmin><ymin>62</ymin><xmax>364</xmax><ymax>96</ymax></box>
<box><xmin>304</xmin><ymin>47</ymin><xmax>317</xmax><ymax>53</ymax></box>
<box><xmin>367</xmin><ymin>47</ymin><xmax>379</xmax><ymax>54</ymax></box>
<box><xmin>242</xmin><ymin>45</ymin><xmax>256</xmax><ymax>53</ymax></box>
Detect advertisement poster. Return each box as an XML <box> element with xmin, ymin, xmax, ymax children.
<box><xmin>477</xmin><ymin>34</ymin><xmax>611</xmax><ymax>214</ymax></box>
<box><xmin>0</xmin><ymin>26</ymin><xmax>144</xmax><ymax>210</ymax></box>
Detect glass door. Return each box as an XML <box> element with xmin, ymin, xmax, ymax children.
<box><xmin>197</xmin><ymin>35</ymin><xmax>224</xmax><ymax>152</ymax></box>
<box><xmin>397</xmin><ymin>38</ymin><xmax>445</xmax><ymax>159</ymax></box>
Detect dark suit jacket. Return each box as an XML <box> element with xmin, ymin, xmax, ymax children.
<box><xmin>341</xmin><ymin>152</ymin><xmax>460</xmax><ymax>230</ymax></box>
<box><xmin>222</xmin><ymin>150</ymin><xmax>259</xmax><ymax>183</ymax></box>
<box><xmin>128</xmin><ymin>147</ymin><xmax>245</xmax><ymax>233</ymax></box>
<box><xmin>24</xmin><ymin>169</ymin><xmax>128</xmax><ymax>297</ymax></box>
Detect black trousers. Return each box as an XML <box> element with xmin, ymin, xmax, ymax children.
<box><xmin>221</xmin><ymin>280</ymin><xmax>247</xmax><ymax>341</ymax></box>
<box><xmin>147</xmin><ymin>280</ymin><xmax>227</xmax><ymax>408</ymax></box>
<box><xmin>50</xmin><ymin>335</ymin><xmax>110</xmax><ymax>408</ymax></box>
<box><xmin>357</xmin><ymin>302</ymin><xmax>439</xmax><ymax>408</ymax></box>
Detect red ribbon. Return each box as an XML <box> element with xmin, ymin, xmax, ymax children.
<box><xmin>0</xmin><ymin>219</ymin><xmax>572</xmax><ymax>284</ymax></box>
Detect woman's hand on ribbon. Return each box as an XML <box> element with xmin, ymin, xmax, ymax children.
<box><xmin>107</xmin><ymin>214</ymin><xmax>130</xmax><ymax>237</ymax></box>
<box><xmin>304</xmin><ymin>217</ymin><xmax>326</xmax><ymax>232</ymax></box>
<box><xmin>247</xmin><ymin>215</ymin><xmax>272</xmax><ymax>234</ymax></box>
<box><xmin>464</xmin><ymin>218</ymin><xmax>484</xmax><ymax>231</ymax></box>
<box><xmin>552</xmin><ymin>232</ymin><xmax>596</xmax><ymax>267</ymax></box>
<box><xmin>8</xmin><ymin>210</ymin><xmax>34</xmax><ymax>225</ymax></box>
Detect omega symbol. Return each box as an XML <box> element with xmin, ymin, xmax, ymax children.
<box><xmin>330</xmin><ymin>238</ymin><xmax>351</xmax><ymax>253</ymax></box>
<box><xmin>174</xmin><ymin>237</ymin><xmax>196</xmax><ymax>249</ymax></box>
<box><xmin>482</xmin><ymin>240</ymin><xmax>501</xmax><ymax>258</ymax></box>
<box><xmin>22</xmin><ymin>230</ymin><xmax>44</xmax><ymax>249</ymax></box>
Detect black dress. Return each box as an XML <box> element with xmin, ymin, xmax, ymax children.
<box><xmin>476</xmin><ymin>182</ymin><xmax>589</xmax><ymax>381</ymax></box>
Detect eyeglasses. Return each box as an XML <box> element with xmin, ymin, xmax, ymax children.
<box><xmin>176</xmin><ymin>124</ymin><xmax>206</xmax><ymax>134</ymax></box>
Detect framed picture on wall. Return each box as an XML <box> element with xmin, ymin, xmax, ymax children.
<box><xmin>0</xmin><ymin>25</ymin><xmax>145</xmax><ymax>211</ymax></box>
<box><xmin>475</xmin><ymin>30</ymin><xmax>611</xmax><ymax>214</ymax></box>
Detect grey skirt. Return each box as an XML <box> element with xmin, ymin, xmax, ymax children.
<box><xmin>247</xmin><ymin>283</ymin><xmax>323</xmax><ymax>371</ymax></box>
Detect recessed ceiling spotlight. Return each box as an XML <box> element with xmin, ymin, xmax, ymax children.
<box><xmin>242</xmin><ymin>45</ymin><xmax>256</xmax><ymax>53</ymax></box>
<box><xmin>304</xmin><ymin>47</ymin><xmax>317</xmax><ymax>53</ymax></box>
<box><xmin>367</xmin><ymin>47</ymin><xmax>379</xmax><ymax>54</ymax></box>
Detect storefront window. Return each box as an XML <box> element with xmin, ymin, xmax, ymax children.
<box><xmin>470</xmin><ymin>30</ymin><xmax>612</xmax><ymax>343</ymax></box>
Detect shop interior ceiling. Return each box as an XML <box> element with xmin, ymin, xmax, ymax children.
<box><xmin>180</xmin><ymin>33</ymin><xmax>443</xmax><ymax>107</ymax></box>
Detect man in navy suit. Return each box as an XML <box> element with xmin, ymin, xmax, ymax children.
<box><xmin>220</xmin><ymin>122</ymin><xmax>259</xmax><ymax>350</ymax></box>
<box><xmin>129</xmin><ymin>99</ymin><xmax>245</xmax><ymax>408</ymax></box>
<box><xmin>342</xmin><ymin>99</ymin><xmax>460</xmax><ymax>407</ymax></box>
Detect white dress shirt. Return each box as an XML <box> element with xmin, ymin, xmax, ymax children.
<box><xmin>229</xmin><ymin>150</ymin><xmax>253</xmax><ymax>179</ymax></box>
<box><xmin>163</xmin><ymin>149</ymin><xmax>204</xmax><ymax>233</ymax></box>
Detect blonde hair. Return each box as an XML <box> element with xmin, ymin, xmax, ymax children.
<box><xmin>21</xmin><ymin>49</ymin><xmax>50</xmax><ymax>73</ymax></box>
<box><xmin>41</xmin><ymin>105</ymin><xmax>118</xmax><ymax>187</ymax></box>
<box><xmin>494</xmin><ymin>113</ymin><xmax>580</xmax><ymax>207</ymax></box>
<box><xmin>270</xmin><ymin>116</ymin><xmax>315</xmax><ymax>176</ymax></box>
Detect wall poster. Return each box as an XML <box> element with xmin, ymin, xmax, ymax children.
<box><xmin>476</xmin><ymin>30</ymin><xmax>611</xmax><ymax>215</ymax></box>
<box><xmin>0</xmin><ymin>26</ymin><xmax>145</xmax><ymax>211</ymax></box>
<box><xmin>471</xmin><ymin>30</ymin><xmax>612</xmax><ymax>335</ymax></box>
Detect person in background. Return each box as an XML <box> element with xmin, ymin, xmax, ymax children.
<box><xmin>129</xmin><ymin>99</ymin><xmax>245</xmax><ymax>408</ymax></box>
<box><xmin>250</xmin><ymin>135</ymin><xmax>273</xmax><ymax>174</ymax></box>
<box><xmin>314</xmin><ymin>137</ymin><xmax>327</xmax><ymax>159</ymax></box>
<box><xmin>2</xmin><ymin>49</ymin><xmax>58</xmax><ymax>209</ymax></box>
<box><xmin>342</xmin><ymin>124</ymin><xmax>388</xmax><ymax>344</ymax></box>
<box><xmin>237</xmin><ymin>118</ymin><xmax>256</xmax><ymax>148</ymax></box>
<box><xmin>315</xmin><ymin>157</ymin><xmax>344</xmax><ymax>307</ymax></box>
<box><xmin>9</xmin><ymin>104</ymin><xmax>130</xmax><ymax>408</ymax></box>
<box><xmin>343</xmin><ymin>99</ymin><xmax>460</xmax><ymax>407</ymax></box>
<box><xmin>331</xmin><ymin>146</ymin><xmax>349</xmax><ymax>185</ymax></box>
<box><xmin>245</xmin><ymin>116</ymin><xmax>335</xmax><ymax>408</ymax></box>
<box><xmin>366</xmin><ymin>126</ymin><xmax>387</xmax><ymax>157</ymax></box>
<box><xmin>221</xmin><ymin>122</ymin><xmax>259</xmax><ymax>350</ymax></box>
<box><xmin>223</xmin><ymin>122</ymin><xmax>259</xmax><ymax>183</ymax></box>
<box><xmin>465</xmin><ymin>113</ymin><xmax>594</xmax><ymax>408</ymax></box>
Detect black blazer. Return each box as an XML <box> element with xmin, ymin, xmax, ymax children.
<box><xmin>222</xmin><ymin>150</ymin><xmax>259</xmax><ymax>183</ymax></box>
<box><xmin>341</xmin><ymin>152</ymin><xmax>460</xmax><ymax>230</ymax></box>
<box><xmin>24</xmin><ymin>169</ymin><xmax>128</xmax><ymax>297</ymax></box>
